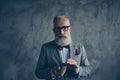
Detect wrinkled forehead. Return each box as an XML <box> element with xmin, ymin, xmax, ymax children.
<box><xmin>54</xmin><ymin>16</ymin><xmax>70</xmax><ymax>27</ymax></box>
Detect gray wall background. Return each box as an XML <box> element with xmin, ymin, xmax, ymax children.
<box><xmin>0</xmin><ymin>0</ymin><xmax>120</xmax><ymax>80</ymax></box>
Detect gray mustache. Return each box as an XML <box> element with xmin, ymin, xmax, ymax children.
<box><xmin>58</xmin><ymin>35</ymin><xmax>66</xmax><ymax>38</ymax></box>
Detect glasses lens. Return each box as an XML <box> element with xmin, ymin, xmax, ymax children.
<box><xmin>62</xmin><ymin>26</ymin><xmax>69</xmax><ymax>31</ymax></box>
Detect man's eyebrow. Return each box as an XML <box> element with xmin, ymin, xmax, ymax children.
<box><xmin>55</xmin><ymin>26</ymin><xmax>70</xmax><ymax>27</ymax></box>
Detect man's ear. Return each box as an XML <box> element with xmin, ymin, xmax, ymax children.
<box><xmin>69</xmin><ymin>27</ymin><xmax>71</xmax><ymax>32</ymax></box>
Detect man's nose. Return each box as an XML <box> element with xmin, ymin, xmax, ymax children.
<box><xmin>59</xmin><ymin>29</ymin><xmax>64</xmax><ymax>34</ymax></box>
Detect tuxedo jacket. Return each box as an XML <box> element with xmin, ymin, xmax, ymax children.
<box><xmin>35</xmin><ymin>40</ymin><xmax>91</xmax><ymax>80</ymax></box>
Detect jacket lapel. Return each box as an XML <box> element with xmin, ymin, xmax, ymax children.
<box><xmin>69</xmin><ymin>43</ymin><xmax>75</xmax><ymax>58</ymax></box>
<box><xmin>52</xmin><ymin>43</ymin><xmax>62</xmax><ymax>64</ymax></box>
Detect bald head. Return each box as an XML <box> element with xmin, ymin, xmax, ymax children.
<box><xmin>53</xmin><ymin>16</ymin><xmax>70</xmax><ymax>27</ymax></box>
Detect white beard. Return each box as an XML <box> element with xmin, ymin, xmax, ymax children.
<box><xmin>55</xmin><ymin>35</ymin><xmax>72</xmax><ymax>46</ymax></box>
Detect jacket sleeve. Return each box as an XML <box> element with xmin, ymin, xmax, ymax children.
<box><xmin>78</xmin><ymin>45</ymin><xmax>92</xmax><ymax>78</ymax></box>
<box><xmin>35</xmin><ymin>45</ymin><xmax>53</xmax><ymax>79</ymax></box>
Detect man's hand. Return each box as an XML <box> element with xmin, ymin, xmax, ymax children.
<box><xmin>52</xmin><ymin>66</ymin><xmax>67</xmax><ymax>77</ymax></box>
<box><xmin>67</xmin><ymin>58</ymin><xmax>79</xmax><ymax>73</ymax></box>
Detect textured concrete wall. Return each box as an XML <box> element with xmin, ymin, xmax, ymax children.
<box><xmin>0</xmin><ymin>0</ymin><xmax>120</xmax><ymax>80</ymax></box>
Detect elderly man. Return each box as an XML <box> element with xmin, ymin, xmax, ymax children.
<box><xmin>35</xmin><ymin>16</ymin><xmax>91</xmax><ymax>80</ymax></box>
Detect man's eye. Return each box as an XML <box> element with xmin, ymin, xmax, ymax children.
<box><xmin>63</xmin><ymin>28</ymin><xmax>66</xmax><ymax>29</ymax></box>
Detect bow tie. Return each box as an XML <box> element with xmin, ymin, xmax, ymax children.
<box><xmin>58</xmin><ymin>45</ymin><xmax>69</xmax><ymax>50</ymax></box>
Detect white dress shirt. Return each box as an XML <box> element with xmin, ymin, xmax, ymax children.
<box><xmin>58</xmin><ymin>47</ymin><xmax>70</xmax><ymax>63</ymax></box>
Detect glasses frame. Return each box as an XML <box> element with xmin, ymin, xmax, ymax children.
<box><xmin>53</xmin><ymin>26</ymin><xmax>70</xmax><ymax>32</ymax></box>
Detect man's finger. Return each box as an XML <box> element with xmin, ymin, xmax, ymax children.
<box><xmin>52</xmin><ymin>66</ymin><xmax>67</xmax><ymax>77</ymax></box>
<box><xmin>67</xmin><ymin>59</ymin><xmax>77</xmax><ymax>65</ymax></box>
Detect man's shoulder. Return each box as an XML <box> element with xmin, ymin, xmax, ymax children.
<box><xmin>42</xmin><ymin>40</ymin><xmax>55</xmax><ymax>47</ymax></box>
<box><xmin>72</xmin><ymin>41</ymin><xmax>83</xmax><ymax>47</ymax></box>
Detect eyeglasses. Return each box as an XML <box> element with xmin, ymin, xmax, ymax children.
<box><xmin>53</xmin><ymin>26</ymin><xmax>70</xmax><ymax>32</ymax></box>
